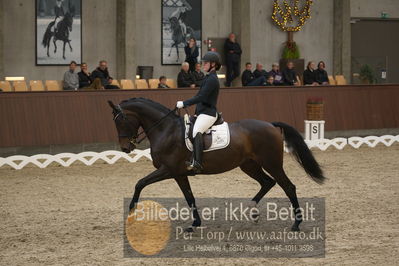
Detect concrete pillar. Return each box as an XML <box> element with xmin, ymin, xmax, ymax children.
<box><xmin>116</xmin><ymin>0</ymin><xmax>136</xmax><ymax>79</ymax></box>
<box><xmin>0</xmin><ymin>0</ymin><xmax>4</xmax><ymax>80</ymax></box>
<box><xmin>231</xmin><ymin>0</ymin><xmax>251</xmax><ymax>86</ymax></box>
<box><xmin>333</xmin><ymin>0</ymin><xmax>351</xmax><ymax>82</ymax></box>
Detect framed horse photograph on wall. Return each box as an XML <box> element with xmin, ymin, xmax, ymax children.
<box><xmin>35</xmin><ymin>0</ymin><xmax>82</xmax><ymax>66</ymax></box>
<box><xmin>162</xmin><ymin>0</ymin><xmax>202</xmax><ymax>65</ymax></box>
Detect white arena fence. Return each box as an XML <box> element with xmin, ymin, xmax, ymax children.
<box><xmin>1</xmin><ymin>135</ymin><xmax>398</xmax><ymax>170</ymax></box>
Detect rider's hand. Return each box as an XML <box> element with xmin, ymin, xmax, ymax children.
<box><xmin>176</xmin><ymin>101</ymin><xmax>184</xmax><ymax>109</ymax></box>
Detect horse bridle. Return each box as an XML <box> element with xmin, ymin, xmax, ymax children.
<box><xmin>113</xmin><ymin>105</ymin><xmax>178</xmax><ymax>145</ymax></box>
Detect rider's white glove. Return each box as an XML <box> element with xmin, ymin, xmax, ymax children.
<box><xmin>176</xmin><ymin>101</ymin><xmax>184</xmax><ymax>109</ymax></box>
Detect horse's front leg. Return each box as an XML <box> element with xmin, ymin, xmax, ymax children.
<box><xmin>175</xmin><ymin>45</ymin><xmax>179</xmax><ymax>62</ymax></box>
<box><xmin>62</xmin><ymin>41</ymin><xmax>67</xmax><ymax>59</ymax></box>
<box><xmin>175</xmin><ymin>176</ymin><xmax>201</xmax><ymax>232</ymax></box>
<box><xmin>68</xmin><ymin>40</ymin><xmax>73</xmax><ymax>52</ymax></box>
<box><xmin>53</xmin><ymin>38</ymin><xmax>57</xmax><ymax>54</ymax></box>
<box><xmin>129</xmin><ymin>166</ymin><xmax>171</xmax><ymax>211</ymax></box>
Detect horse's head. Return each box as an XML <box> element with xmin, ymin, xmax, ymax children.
<box><xmin>108</xmin><ymin>101</ymin><xmax>140</xmax><ymax>153</ymax></box>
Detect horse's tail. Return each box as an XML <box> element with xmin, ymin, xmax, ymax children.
<box><xmin>272</xmin><ymin>122</ymin><xmax>326</xmax><ymax>184</ymax></box>
<box><xmin>42</xmin><ymin>22</ymin><xmax>54</xmax><ymax>48</ymax></box>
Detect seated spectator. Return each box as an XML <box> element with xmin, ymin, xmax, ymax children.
<box><xmin>253</xmin><ymin>63</ymin><xmax>269</xmax><ymax>81</ymax></box>
<box><xmin>282</xmin><ymin>61</ymin><xmax>299</xmax><ymax>86</ymax></box>
<box><xmin>185</xmin><ymin>38</ymin><xmax>199</xmax><ymax>72</ymax></box>
<box><xmin>316</xmin><ymin>61</ymin><xmax>329</xmax><ymax>85</ymax></box>
<box><xmin>241</xmin><ymin>62</ymin><xmax>266</xmax><ymax>87</ymax></box>
<box><xmin>158</xmin><ymin>76</ymin><xmax>170</xmax><ymax>89</ymax></box>
<box><xmin>90</xmin><ymin>60</ymin><xmax>119</xmax><ymax>90</ymax></box>
<box><xmin>63</xmin><ymin>61</ymin><xmax>79</xmax><ymax>90</ymax></box>
<box><xmin>78</xmin><ymin>63</ymin><xmax>102</xmax><ymax>90</ymax></box>
<box><xmin>191</xmin><ymin>63</ymin><xmax>205</xmax><ymax>87</ymax></box>
<box><xmin>303</xmin><ymin>61</ymin><xmax>319</xmax><ymax>86</ymax></box>
<box><xmin>265</xmin><ymin>76</ymin><xmax>275</xmax><ymax>86</ymax></box>
<box><xmin>177</xmin><ymin>62</ymin><xmax>195</xmax><ymax>88</ymax></box>
<box><xmin>269</xmin><ymin>63</ymin><xmax>284</xmax><ymax>85</ymax></box>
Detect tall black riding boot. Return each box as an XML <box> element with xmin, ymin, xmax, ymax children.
<box><xmin>187</xmin><ymin>133</ymin><xmax>204</xmax><ymax>174</ymax></box>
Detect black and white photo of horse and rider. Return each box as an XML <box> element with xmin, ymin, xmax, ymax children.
<box><xmin>36</xmin><ymin>0</ymin><xmax>81</xmax><ymax>65</ymax></box>
<box><xmin>162</xmin><ymin>0</ymin><xmax>201</xmax><ymax>65</ymax></box>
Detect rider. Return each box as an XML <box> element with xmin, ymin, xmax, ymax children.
<box><xmin>170</xmin><ymin>6</ymin><xmax>188</xmax><ymax>38</ymax></box>
<box><xmin>53</xmin><ymin>0</ymin><xmax>65</xmax><ymax>34</ymax></box>
<box><xmin>176</xmin><ymin>51</ymin><xmax>221</xmax><ymax>174</ymax></box>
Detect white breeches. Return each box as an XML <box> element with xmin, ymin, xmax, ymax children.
<box><xmin>193</xmin><ymin>114</ymin><xmax>217</xmax><ymax>138</ymax></box>
<box><xmin>180</xmin><ymin>21</ymin><xmax>187</xmax><ymax>34</ymax></box>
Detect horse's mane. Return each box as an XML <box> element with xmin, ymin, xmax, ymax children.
<box><xmin>121</xmin><ymin>97</ymin><xmax>179</xmax><ymax>117</ymax></box>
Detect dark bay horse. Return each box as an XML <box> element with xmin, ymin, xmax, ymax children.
<box><xmin>42</xmin><ymin>6</ymin><xmax>75</xmax><ymax>60</ymax></box>
<box><xmin>167</xmin><ymin>17</ymin><xmax>194</xmax><ymax>62</ymax></box>
<box><xmin>108</xmin><ymin>98</ymin><xmax>325</xmax><ymax>231</ymax></box>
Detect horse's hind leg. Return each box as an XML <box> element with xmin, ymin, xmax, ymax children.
<box><xmin>168</xmin><ymin>43</ymin><xmax>174</xmax><ymax>57</ymax></box>
<box><xmin>175</xmin><ymin>176</ymin><xmax>201</xmax><ymax>232</ymax></box>
<box><xmin>263</xmin><ymin>162</ymin><xmax>302</xmax><ymax>231</ymax></box>
<box><xmin>240</xmin><ymin>160</ymin><xmax>276</xmax><ymax>204</ymax></box>
<box><xmin>68</xmin><ymin>40</ymin><xmax>73</xmax><ymax>52</ymax></box>
<box><xmin>47</xmin><ymin>39</ymin><xmax>51</xmax><ymax>57</ymax></box>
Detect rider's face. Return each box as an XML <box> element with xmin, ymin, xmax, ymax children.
<box><xmin>202</xmin><ymin>62</ymin><xmax>211</xmax><ymax>72</ymax></box>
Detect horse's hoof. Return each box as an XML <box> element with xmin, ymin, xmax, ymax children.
<box><xmin>291</xmin><ymin>225</ymin><xmax>300</xmax><ymax>232</ymax></box>
<box><xmin>184</xmin><ymin>226</ymin><xmax>195</xmax><ymax>233</ymax></box>
<box><xmin>251</xmin><ymin>214</ymin><xmax>260</xmax><ymax>223</ymax></box>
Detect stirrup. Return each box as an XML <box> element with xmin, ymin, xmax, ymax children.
<box><xmin>186</xmin><ymin>160</ymin><xmax>203</xmax><ymax>173</ymax></box>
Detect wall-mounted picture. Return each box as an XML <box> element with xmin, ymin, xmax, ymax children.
<box><xmin>36</xmin><ymin>0</ymin><xmax>82</xmax><ymax>65</ymax></box>
<box><xmin>162</xmin><ymin>0</ymin><xmax>202</xmax><ymax>65</ymax></box>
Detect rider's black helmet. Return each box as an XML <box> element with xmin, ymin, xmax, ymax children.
<box><xmin>202</xmin><ymin>51</ymin><xmax>222</xmax><ymax>71</ymax></box>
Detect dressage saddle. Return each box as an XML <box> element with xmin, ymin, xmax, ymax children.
<box><xmin>187</xmin><ymin>113</ymin><xmax>224</xmax><ymax>150</ymax></box>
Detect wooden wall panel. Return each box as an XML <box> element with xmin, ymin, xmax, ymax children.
<box><xmin>0</xmin><ymin>84</ymin><xmax>398</xmax><ymax>147</ymax></box>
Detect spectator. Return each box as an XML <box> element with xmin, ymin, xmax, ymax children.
<box><xmin>158</xmin><ymin>76</ymin><xmax>170</xmax><ymax>89</ymax></box>
<box><xmin>63</xmin><ymin>61</ymin><xmax>79</xmax><ymax>90</ymax></box>
<box><xmin>191</xmin><ymin>63</ymin><xmax>205</xmax><ymax>87</ymax></box>
<box><xmin>303</xmin><ymin>61</ymin><xmax>319</xmax><ymax>86</ymax></box>
<box><xmin>78</xmin><ymin>63</ymin><xmax>102</xmax><ymax>90</ymax></box>
<box><xmin>265</xmin><ymin>76</ymin><xmax>275</xmax><ymax>86</ymax></box>
<box><xmin>90</xmin><ymin>60</ymin><xmax>119</xmax><ymax>90</ymax></box>
<box><xmin>253</xmin><ymin>63</ymin><xmax>269</xmax><ymax>82</ymax></box>
<box><xmin>316</xmin><ymin>61</ymin><xmax>329</xmax><ymax>85</ymax></box>
<box><xmin>184</xmin><ymin>38</ymin><xmax>199</xmax><ymax>72</ymax></box>
<box><xmin>224</xmin><ymin>32</ymin><xmax>242</xmax><ymax>87</ymax></box>
<box><xmin>242</xmin><ymin>62</ymin><xmax>266</xmax><ymax>87</ymax></box>
<box><xmin>177</xmin><ymin>62</ymin><xmax>195</xmax><ymax>88</ymax></box>
<box><xmin>269</xmin><ymin>63</ymin><xmax>284</xmax><ymax>86</ymax></box>
<box><xmin>282</xmin><ymin>61</ymin><xmax>299</xmax><ymax>86</ymax></box>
